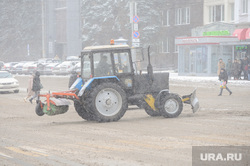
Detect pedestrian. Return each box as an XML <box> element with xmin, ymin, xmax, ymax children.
<box><xmin>218</xmin><ymin>68</ymin><xmax>232</xmax><ymax>96</ymax></box>
<box><xmin>68</xmin><ymin>70</ymin><xmax>78</xmax><ymax>88</ymax></box>
<box><xmin>232</xmin><ymin>59</ymin><xmax>240</xmax><ymax>80</ymax></box>
<box><xmin>238</xmin><ymin>59</ymin><xmax>243</xmax><ymax>79</ymax></box>
<box><xmin>226</xmin><ymin>59</ymin><xmax>232</xmax><ymax>80</ymax></box>
<box><xmin>217</xmin><ymin>58</ymin><xmax>225</xmax><ymax>78</ymax></box>
<box><xmin>243</xmin><ymin>56</ymin><xmax>249</xmax><ymax>80</ymax></box>
<box><xmin>24</xmin><ymin>73</ymin><xmax>34</xmax><ymax>102</ymax></box>
<box><xmin>248</xmin><ymin>62</ymin><xmax>250</xmax><ymax>81</ymax></box>
<box><xmin>29</xmin><ymin>71</ymin><xmax>42</xmax><ymax>104</ymax></box>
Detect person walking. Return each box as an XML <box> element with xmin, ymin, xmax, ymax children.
<box><xmin>226</xmin><ymin>59</ymin><xmax>232</xmax><ymax>80</ymax></box>
<box><xmin>238</xmin><ymin>59</ymin><xmax>243</xmax><ymax>79</ymax></box>
<box><xmin>24</xmin><ymin>73</ymin><xmax>34</xmax><ymax>102</ymax></box>
<box><xmin>243</xmin><ymin>56</ymin><xmax>249</xmax><ymax>80</ymax></box>
<box><xmin>29</xmin><ymin>71</ymin><xmax>42</xmax><ymax>104</ymax></box>
<box><xmin>232</xmin><ymin>59</ymin><xmax>240</xmax><ymax>80</ymax></box>
<box><xmin>68</xmin><ymin>70</ymin><xmax>78</xmax><ymax>88</ymax></box>
<box><xmin>218</xmin><ymin>68</ymin><xmax>232</xmax><ymax>96</ymax></box>
<box><xmin>217</xmin><ymin>58</ymin><xmax>225</xmax><ymax>78</ymax></box>
<box><xmin>248</xmin><ymin>62</ymin><xmax>250</xmax><ymax>81</ymax></box>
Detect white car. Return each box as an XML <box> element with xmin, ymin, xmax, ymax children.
<box><xmin>0</xmin><ymin>71</ymin><xmax>19</xmax><ymax>93</ymax></box>
<box><xmin>22</xmin><ymin>61</ymin><xmax>37</xmax><ymax>75</ymax></box>
<box><xmin>52</xmin><ymin>61</ymin><xmax>78</xmax><ymax>75</ymax></box>
<box><xmin>43</xmin><ymin>62</ymin><xmax>60</xmax><ymax>75</ymax></box>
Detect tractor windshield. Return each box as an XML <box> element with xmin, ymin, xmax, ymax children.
<box><xmin>93</xmin><ymin>52</ymin><xmax>113</xmax><ymax>77</ymax></box>
<box><xmin>81</xmin><ymin>54</ymin><xmax>91</xmax><ymax>79</ymax></box>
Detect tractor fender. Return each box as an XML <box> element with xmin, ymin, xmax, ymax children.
<box><xmin>78</xmin><ymin>76</ymin><xmax>120</xmax><ymax>97</ymax></box>
<box><xmin>154</xmin><ymin>89</ymin><xmax>170</xmax><ymax>109</ymax></box>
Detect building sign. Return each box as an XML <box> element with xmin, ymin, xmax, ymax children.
<box><xmin>203</xmin><ymin>30</ymin><xmax>230</xmax><ymax>36</ymax></box>
<box><xmin>235</xmin><ymin>45</ymin><xmax>247</xmax><ymax>50</ymax></box>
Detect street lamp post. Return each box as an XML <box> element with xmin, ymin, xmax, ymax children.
<box><xmin>41</xmin><ymin>0</ymin><xmax>46</xmax><ymax>58</ymax></box>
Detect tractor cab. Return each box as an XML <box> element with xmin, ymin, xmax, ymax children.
<box><xmin>80</xmin><ymin>44</ymin><xmax>140</xmax><ymax>95</ymax></box>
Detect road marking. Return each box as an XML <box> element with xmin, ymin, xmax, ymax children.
<box><xmin>6</xmin><ymin>147</ymin><xmax>48</xmax><ymax>157</ymax></box>
<box><xmin>19</xmin><ymin>146</ymin><xmax>48</xmax><ymax>155</ymax></box>
<box><xmin>0</xmin><ymin>152</ymin><xmax>13</xmax><ymax>158</ymax></box>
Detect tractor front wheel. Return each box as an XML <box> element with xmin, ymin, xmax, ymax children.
<box><xmin>159</xmin><ymin>93</ymin><xmax>183</xmax><ymax>118</ymax></box>
<box><xmin>74</xmin><ymin>101</ymin><xmax>94</xmax><ymax>121</ymax></box>
<box><xmin>35</xmin><ymin>102</ymin><xmax>44</xmax><ymax>116</ymax></box>
<box><xmin>86</xmin><ymin>83</ymin><xmax>128</xmax><ymax>122</ymax></box>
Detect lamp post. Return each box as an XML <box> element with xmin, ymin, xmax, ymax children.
<box><xmin>41</xmin><ymin>0</ymin><xmax>46</xmax><ymax>58</ymax></box>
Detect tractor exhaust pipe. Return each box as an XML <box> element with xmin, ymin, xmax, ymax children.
<box><xmin>147</xmin><ymin>46</ymin><xmax>153</xmax><ymax>84</ymax></box>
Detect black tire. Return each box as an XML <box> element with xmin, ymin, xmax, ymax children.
<box><xmin>159</xmin><ymin>93</ymin><xmax>183</xmax><ymax>118</ymax></box>
<box><xmin>144</xmin><ymin>104</ymin><xmax>161</xmax><ymax>117</ymax></box>
<box><xmin>35</xmin><ymin>102</ymin><xmax>44</xmax><ymax>116</ymax></box>
<box><xmin>85</xmin><ymin>82</ymin><xmax>128</xmax><ymax>122</ymax></box>
<box><xmin>74</xmin><ymin>100</ymin><xmax>94</xmax><ymax>121</ymax></box>
<box><xmin>14</xmin><ymin>90</ymin><xmax>19</xmax><ymax>93</ymax></box>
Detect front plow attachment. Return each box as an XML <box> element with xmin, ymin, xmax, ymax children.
<box><xmin>182</xmin><ymin>89</ymin><xmax>200</xmax><ymax>113</ymax></box>
<box><xmin>35</xmin><ymin>90</ymin><xmax>79</xmax><ymax>116</ymax></box>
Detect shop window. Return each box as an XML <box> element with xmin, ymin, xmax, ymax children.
<box><xmin>162</xmin><ymin>10</ymin><xmax>169</xmax><ymax>26</ymax></box>
<box><xmin>175</xmin><ymin>7</ymin><xmax>190</xmax><ymax>25</ymax></box>
<box><xmin>242</xmin><ymin>0</ymin><xmax>248</xmax><ymax>14</ymax></box>
<box><xmin>209</xmin><ymin>5</ymin><xmax>225</xmax><ymax>23</ymax></box>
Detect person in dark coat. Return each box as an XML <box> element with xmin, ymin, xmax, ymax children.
<box><xmin>243</xmin><ymin>56</ymin><xmax>249</xmax><ymax>80</ymax></box>
<box><xmin>218</xmin><ymin>68</ymin><xmax>232</xmax><ymax>96</ymax></box>
<box><xmin>29</xmin><ymin>71</ymin><xmax>42</xmax><ymax>104</ymax></box>
<box><xmin>232</xmin><ymin>59</ymin><xmax>240</xmax><ymax>80</ymax></box>
<box><xmin>226</xmin><ymin>59</ymin><xmax>232</xmax><ymax>80</ymax></box>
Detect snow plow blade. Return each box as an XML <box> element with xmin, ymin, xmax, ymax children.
<box><xmin>182</xmin><ymin>89</ymin><xmax>200</xmax><ymax>113</ymax></box>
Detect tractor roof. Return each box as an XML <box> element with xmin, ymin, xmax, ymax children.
<box><xmin>82</xmin><ymin>45</ymin><xmax>130</xmax><ymax>52</ymax></box>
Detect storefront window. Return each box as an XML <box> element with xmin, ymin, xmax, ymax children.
<box><xmin>179</xmin><ymin>45</ymin><xmax>208</xmax><ymax>74</ymax></box>
<box><xmin>234</xmin><ymin>45</ymin><xmax>248</xmax><ymax>59</ymax></box>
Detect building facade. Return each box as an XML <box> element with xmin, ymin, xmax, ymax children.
<box><xmin>176</xmin><ymin>0</ymin><xmax>250</xmax><ymax>76</ymax></box>
<box><xmin>156</xmin><ymin>0</ymin><xmax>204</xmax><ymax>70</ymax></box>
<box><xmin>44</xmin><ymin>0</ymin><xmax>81</xmax><ymax>60</ymax></box>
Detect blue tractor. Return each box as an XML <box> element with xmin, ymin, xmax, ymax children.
<box><xmin>35</xmin><ymin>44</ymin><xmax>199</xmax><ymax>122</ymax></box>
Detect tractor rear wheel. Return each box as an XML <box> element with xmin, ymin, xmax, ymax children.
<box><xmin>74</xmin><ymin>101</ymin><xmax>94</xmax><ymax>121</ymax></box>
<box><xmin>159</xmin><ymin>93</ymin><xmax>183</xmax><ymax>118</ymax></box>
<box><xmin>86</xmin><ymin>83</ymin><xmax>128</xmax><ymax>122</ymax></box>
<box><xmin>35</xmin><ymin>102</ymin><xmax>44</xmax><ymax>116</ymax></box>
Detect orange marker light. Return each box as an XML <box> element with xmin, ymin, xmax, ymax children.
<box><xmin>110</xmin><ymin>39</ymin><xmax>114</xmax><ymax>45</ymax></box>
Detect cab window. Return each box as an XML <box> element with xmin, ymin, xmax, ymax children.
<box><xmin>93</xmin><ymin>52</ymin><xmax>113</xmax><ymax>77</ymax></box>
<box><xmin>114</xmin><ymin>52</ymin><xmax>131</xmax><ymax>74</ymax></box>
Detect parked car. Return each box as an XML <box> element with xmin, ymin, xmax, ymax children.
<box><xmin>0</xmin><ymin>61</ymin><xmax>4</xmax><ymax>70</ymax></box>
<box><xmin>2</xmin><ymin>62</ymin><xmax>18</xmax><ymax>72</ymax></box>
<box><xmin>11</xmin><ymin>62</ymin><xmax>27</xmax><ymax>74</ymax></box>
<box><xmin>43</xmin><ymin>62</ymin><xmax>60</xmax><ymax>75</ymax></box>
<box><xmin>0</xmin><ymin>71</ymin><xmax>19</xmax><ymax>93</ymax></box>
<box><xmin>22</xmin><ymin>61</ymin><xmax>37</xmax><ymax>75</ymax></box>
<box><xmin>52</xmin><ymin>61</ymin><xmax>78</xmax><ymax>75</ymax></box>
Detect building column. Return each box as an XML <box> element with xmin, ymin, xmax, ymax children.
<box><xmin>207</xmin><ymin>45</ymin><xmax>211</xmax><ymax>75</ymax></box>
